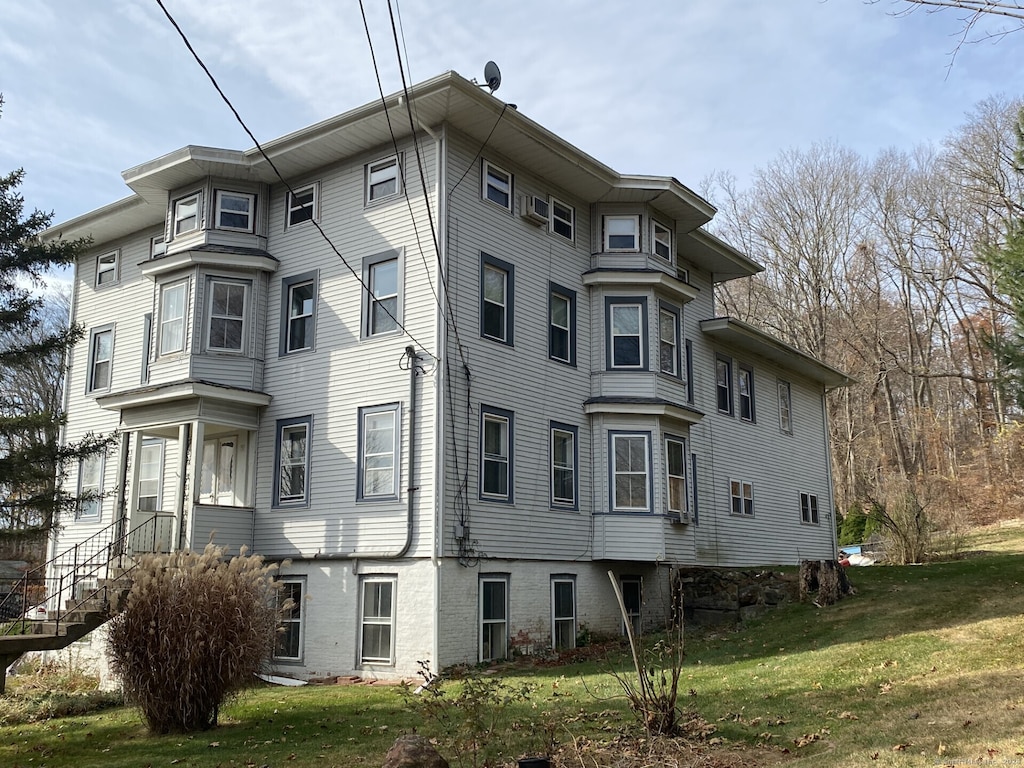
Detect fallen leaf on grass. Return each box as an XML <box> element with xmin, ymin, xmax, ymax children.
<box><xmin>838</xmin><ymin>711</ymin><xmax>858</xmax><ymax>720</ymax></box>
<box><xmin>794</xmin><ymin>733</ymin><xmax>821</xmax><ymax>747</ymax></box>
<box><xmin>892</xmin><ymin>743</ymin><xmax>910</xmax><ymax>751</ymax></box>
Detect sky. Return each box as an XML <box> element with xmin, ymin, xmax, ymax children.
<box><xmin>1</xmin><ymin>0</ymin><xmax>1022</xmax><ymax>228</ymax></box>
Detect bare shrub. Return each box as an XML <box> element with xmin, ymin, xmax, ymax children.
<box><xmin>866</xmin><ymin>476</ymin><xmax>933</xmax><ymax>564</ymax></box>
<box><xmin>106</xmin><ymin>544</ymin><xmax>286</xmax><ymax>733</ymax></box>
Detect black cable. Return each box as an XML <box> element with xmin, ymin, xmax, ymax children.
<box><xmin>154</xmin><ymin>0</ymin><xmax>437</xmax><ymax>361</ymax></box>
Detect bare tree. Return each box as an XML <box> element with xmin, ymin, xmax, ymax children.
<box><xmin>874</xmin><ymin>1</ymin><xmax>1024</xmax><ymax>55</ymax></box>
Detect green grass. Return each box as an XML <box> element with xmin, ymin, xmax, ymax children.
<box><xmin>3</xmin><ymin>524</ymin><xmax>1024</xmax><ymax>767</ymax></box>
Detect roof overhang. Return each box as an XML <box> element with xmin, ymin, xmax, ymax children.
<box><xmin>97</xmin><ymin>380</ymin><xmax>272</xmax><ymax>412</ymax></box>
<box><xmin>582</xmin><ymin>269</ymin><xmax>699</xmax><ymax>302</ymax></box>
<box><xmin>700</xmin><ymin>317</ymin><xmax>852</xmax><ymax>389</ymax></box>
<box><xmin>682</xmin><ymin>229</ymin><xmax>763</xmax><ymax>282</ymax></box>
<box><xmin>44</xmin><ymin>71</ymin><xmax>720</xmax><ymax>246</ymax></box>
<box><xmin>583</xmin><ymin>397</ymin><xmax>704</xmax><ymax>424</ymax></box>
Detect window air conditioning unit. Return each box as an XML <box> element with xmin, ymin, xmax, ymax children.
<box><xmin>521</xmin><ymin>194</ymin><xmax>550</xmax><ymax>226</ymax></box>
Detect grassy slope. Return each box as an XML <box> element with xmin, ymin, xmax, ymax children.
<box><xmin>2</xmin><ymin>523</ymin><xmax>1023</xmax><ymax>767</ymax></box>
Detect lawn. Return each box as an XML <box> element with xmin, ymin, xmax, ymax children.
<box><xmin>2</xmin><ymin>523</ymin><xmax>1023</xmax><ymax>767</ymax></box>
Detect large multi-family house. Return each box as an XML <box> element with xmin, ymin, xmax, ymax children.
<box><xmin>48</xmin><ymin>70</ymin><xmax>847</xmax><ymax>680</ymax></box>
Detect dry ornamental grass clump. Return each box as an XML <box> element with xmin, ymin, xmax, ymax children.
<box><xmin>106</xmin><ymin>543</ymin><xmax>286</xmax><ymax>733</ymax></box>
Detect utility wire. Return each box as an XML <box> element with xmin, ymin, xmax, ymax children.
<box><xmin>154</xmin><ymin>0</ymin><xmax>438</xmax><ymax>361</ymax></box>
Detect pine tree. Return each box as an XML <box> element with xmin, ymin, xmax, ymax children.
<box><xmin>0</xmin><ymin>95</ymin><xmax>112</xmax><ymax>540</ymax></box>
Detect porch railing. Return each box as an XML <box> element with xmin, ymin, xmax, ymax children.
<box><xmin>0</xmin><ymin>514</ymin><xmax>173</xmax><ymax>638</ymax></box>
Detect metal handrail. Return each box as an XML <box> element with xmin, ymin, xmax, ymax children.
<box><xmin>0</xmin><ymin>514</ymin><xmax>171</xmax><ymax>637</ymax></box>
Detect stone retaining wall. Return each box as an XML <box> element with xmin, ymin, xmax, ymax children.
<box><xmin>673</xmin><ymin>567</ymin><xmax>800</xmax><ymax>625</ymax></box>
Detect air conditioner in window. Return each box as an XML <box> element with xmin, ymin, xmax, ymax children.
<box><xmin>521</xmin><ymin>194</ymin><xmax>550</xmax><ymax>226</ymax></box>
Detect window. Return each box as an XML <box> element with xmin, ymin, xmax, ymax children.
<box><xmin>481</xmin><ymin>254</ymin><xmax>514</xmax><ymax>344</ymax></box>
<box><xmin>604</xmin><ymin>215</ymin><xmax>640</xmax><ymax>251</ymax></box>
<box><xmin>620</xmin><ymin>576</ymin><xmax>642</xmax><ymax>636</ymax></box>
<box><xmin>716</xmin><ymin>356</ymin><xmax>733</xmax><ymax>414</ymax></box>
<box><xmin>550</xmin><ymin>198</ymin><xmax>574</xmax><ymax>241</ymax></box>
<box><xmin>364</xmin><ymin>253</ymin><xmax>400</xmax><ymax>336</ymax></box>
<box><xmin>287</xmin><ymin>183</ymin><xmax>317</xmax><ymax>226</ymax></box>
<box><xmin>159</xmin><ymin>282</ymin><xmax>187</xmax><ymax>355</ymax></box>
<box><xmin>366</xmin><ymin>156</ymin><xmax>401</xmax><ymax>203</ymax></box>
<box><xmin>666</xmin><ymin>437</ymin><xmax>687</xmax><ymax>515</ymax></box>
<box><xmin>548</xmin><ymin>284</ymin><xmax>575</xmax><ymax>365</ymax></box>
<box><xmin>778</xmin><ymin>381</ymin><xmax>793</xmax><ymax>434</ymax></box>
<box><xmin>611</xmin><ymin>432</ymin><xmax>650</xmax><ymax>512</ymax></box>
<box><xmin>551</xmin><ymin>578</ymin><xmax>576</xmax><ymax>650</ymax></box>
<box><xmin>207</xmin><ymin>279</ymin><xmax>247</xmax><ymax>352</ymax></box>
<box><xmin>274</xmin><ymin>579</ymin><xmax>304</xmax><ymax>661</ymax></box>
<box><xmin>480</xmin><ymin>576</ymin><xmax>508</xmax><ymax>661</ymax></box>
<box><xmin>738</xmin><ymin>364</ymin><xmax>755</xmax><ymax>422</ymax></box>
<box><xmin>652</xmin><ymin>220</ymin><xmax>673</xmax><ymax>260</ymax></box>
<box><xmin>801</xmin><ymin>492</ymin><xmax>820</xmax><ymax>525</ymax></box>
<box><xmin>200</xmin><ymin>436</ymin><xmax>236</xmax><ymax>505</ymax></box>
<box><xmin>281</xmin><ymin>272</ymin><xmax>317</xmax><ymax>354</ymax></box>
<box><xmin>608</xmin><ymin>299</ymin><xmax>646</xmax><ymax>369</ymax></box>
<box><xmin>215</xmin><ymin>190</ymin><xmax>255</xmax><ymax>232</ymax></box>
<box><xmin>659</xmin><ymin>305</ymin><xmax>679</xmax><ymax>377</ymax></box>
<box><xmin>77</xmin><ymin>453</ymin><xmax>104</xmax><ymax>520</ymax></box>
<box><xmin>274</xmin><ymin>417</ymin><xmax>311</xmax><ymax>507</ymax></box>
<box><xmin>137</xmin><ymin>439</ymin><xmax>164</xmax><ymax>513</ymax></box>
<box><xmin>87</xmin><ymin>327</ymin><xmax>113</xmax><ymax>393</ymax></box>
<box><xmin>359</xmin><ymin>404</ymin><xmax>399</xmax><ymax>500</ymax></box>
<box><xmin>173</xmin><ymin>192</ymin><xmax>200</xmax><ymax>236</ymax></box>
<box><xmin>360</xmin><ymin>577</ymin><xmax>396</xmax><ymax>664</ymax></box>
<box><xmin>96</xmin><ymin>251</ymin><xmax>118</xmax><ymax>286</ymax></box>
<box><xmin>550</xmin><ymin>422</ymin><xmax>577</xmax><ymax>508</ymax></box>
<box><xmin>482</xmin><ymin>160</ymin><xmax>512</xmax><ymax>210</ymax></box>
<box><xmin>730</xmin><ymin>480</ymin><xmax>754</xmax><ymax>517</ymax></box>
<box><xmin>151</xmin><ymin>235</ymin><xmax>166</xmax><ymax>258</ymax></box>
<box><xmin>480</xmin><ymin>406</ymin><xmax>513</xmax><ymax>502</ymax></box>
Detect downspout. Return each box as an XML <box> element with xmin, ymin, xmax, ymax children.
<box><xmin>293</xmin><ymin>346</ymin><xmax>420</xmax><ymax>562</ymax></box>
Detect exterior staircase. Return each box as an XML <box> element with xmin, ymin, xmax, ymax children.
<box><xmin>0</xmin><ymin>518</ymin><xmax>163</xmax><ymax>693</ymax></box>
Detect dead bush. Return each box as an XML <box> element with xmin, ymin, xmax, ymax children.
<box><xmin>106</xmin><ymin>543</ymin><xmax>286</xmax><ymax>733</ymax></box>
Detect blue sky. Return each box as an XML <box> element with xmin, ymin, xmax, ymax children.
<box><xmin>1</xmin><ymin>0</ymin><xmax>1022</xmax><ymax>226</ymax></box>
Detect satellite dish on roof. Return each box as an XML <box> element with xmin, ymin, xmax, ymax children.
<box><xmin>483</xmin><ymin>61</ymin><xmax>501</xmax><ymax>93</ymax></box>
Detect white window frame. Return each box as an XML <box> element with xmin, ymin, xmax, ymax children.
<box><xmin>604</xmin><ymin>215</ymin><xmax>640</xmax><ymax>252</ymax></box>
<box><xmin>287</xmin><ymin>183</ymin><xmax>318</xmax><ymax>227</ymax></box>
<box><xmin>738</xmin><ymin>364</ymin><xmax>755</xmax><ymax>422</ymax></box>
<box><xmin>480</xmin><ymin>407</ymin><xmax>513</xmax><ymax>502</ymax></box>
<box><xmin>779</xmin><ymin>380</ymin><xmax>793</xmax><ymax>434</ymax></box>
<box><xmin>158</xmin><ymin>281</ymin><xmax>187</xmax><ymax>355</ymax></box>
<box><xmin>173</xmin><ymin>192</ymin><xmax>200</xmax><ymax>236</ymax></box>
<box><xmin>366</xmin><ymin>256</ymin><xmax>400</xmax><ymax>336</ymax></box>
<box><xmin>96</xmin><ymin>251</ymin><xmax>119</xmax><ymax>286</ymax></box>
<box><xmin>87</xmin><ymin>326</ymin><xmax>114</xmax><ymax>393</ymax></box>
<box><xmin>611</xmin><ymin>432</ymin><xmax>651</xmax><ymax>512</ymax></box>
<box><xmin>550</xmin><ymin>423</ymin><xmax>576</xmax><ymax>508</ymax></box>
<box><xmin>150</xmin><ymin>235</ymin><xmax>166</xmax><ymax>258</ymax></box>
<box><xmin>200</xmin><ymin>435</ymin><xmax>237</xmax><ymax>506</ymax></box>
<box><xmin>801</xmin><ymin>492</ymin><xmax>820</xmax><ymax>525</ymax></box>
<box><xmin>366</xmin><ymin>155</ymin><xmax>401</xmax><ymax>204</ymax></box>
<box><xmin>551</xmin><ymin>578</ymin><xmax>576</xmax><ymax>651</ymax></box>
<box><xmin>549</xmin><ymin>288</ymin><xmax>572</xmax><ymax>364</ymax></box>
<box><xmin>652</xmin><ymin>220</ymin><xmax>673</xmax><ymax>261</ymax></box>
<box><xmin>214</xmin><ymin>190</ymin><xmax>255</xmax><ymax>232</ymax></box>
<box><xmin>479</xmin><ymin>576</ymin><xmax>509</xmax><ymax>662</ymax></box>
<box><xmin>275</xmin><ymin>418</ymin><xmax>311</xmax><ymax>507</ymax></box>
<box><xmin>550</xmin><ymin>198</ymin><xmax>574</xmax><ymax>241</ymax></box>
<box><xmin>659</xmin><ymin>307</ymin><xmax>679</xmax><ymax>377</ymax></box>
<box><xmin>137</xmin><ymin>439</ymin><xmax>165</xmax><ymax>513</ymax></box>
<box><xmin>274</xmin><ymin>578</ymin><xmax>304</xmax><ymax>662</ymax></box>
<box><xmin>665</xmin><ymin>436</ymin><xmax>688</xmax><ymax>515</ymax></box>
<box><xmin>610</xmin><ymin>303</ymin><xmax>644</xmax><ymax>369</ymax></box>
<box><xmin>730</xmin><ymin>479</ymin><xmax>754</xmax><ymax>517</ymax></box>
<box><xmin>77</xmin><ymin>453</ymin><xmax>104</xmax><ymax>520</ymax></box>
<box><xmin>206</xmin><ymin>278</ymin><xmax>248</xmax><ymax>352</ymax></box>
<box><xmin>482</xmin><ymin>160</ymin><xmax>512</xmax><ymax>211</ymax></box>
<box><xmin>359</xmin><ymin>576</ymin><xmax>397</xmax><ymax>665</ymax></box>
<box><xmin>358</xmin><ymin>404</ymin><xmax>399</xmax><ymax>500</ymax></box>
<box><xmin>285</xmin><ymin>277</ymin><xmax>316</xmax><ymax>354</ymax></box>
